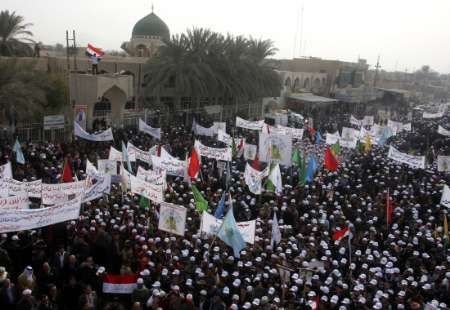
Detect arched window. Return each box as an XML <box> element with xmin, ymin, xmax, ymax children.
<box><xmin>93</xmin><ymin>98</ymin><xmax>111</xmax><ymax>117</ymax></box>
<box><xmin>303</xmin><ymin>78</ymin><xmax>310</xmax><ymax>89</ymax></box>
<box><xmin>285</xmin><ymin>77</ymin><xmax>292</xmax><ymax>89</ymax></box>
<box><xmin>293</xmin><ymin>78</ymin><xmax>300</xmax><ymax>91</ymax></box>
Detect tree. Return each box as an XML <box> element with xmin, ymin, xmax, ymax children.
<box><xmin>0</xmin><ymin>10</ymin><xmax>34</xmax><ymax>56</ymax></box>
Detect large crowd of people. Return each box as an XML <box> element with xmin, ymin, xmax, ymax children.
<box><xmin>0</xmin><ymin>109</ymin><xmax>449</xmax><ymax>310</ymax></box>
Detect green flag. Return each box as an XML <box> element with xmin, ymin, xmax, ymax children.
<box><xmin>331</xmin><ymin>141</ymin><xmax>341</xmax><ymax>156</ymax></box>
<box><xmin>292</xmin><ymin>148</ymin><xmax>301</xmax><ymax>167</ymax></box>
<box><xmin>139</xmin><ymin>196</ymin><xmax>150</xmax><ymax>209</ymax></box>
<box><xmin>192</xmin><ymin>185</ymin><xmax>208</xmax><ymax>213</ymax></box>
<box><xmin>298</xmin><ymin>155</ymin><xmax>307</xmax><ymax>186</ymax></box>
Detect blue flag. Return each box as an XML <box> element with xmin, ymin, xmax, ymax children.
<box><xmin>315</xmin><ymin>131</ymin><xmax>322</xmax><ymax>144</ymax></box>
<box><xmin>215</xmin><ymin>192</ymin><xmax>226</xmax><ymax>219</ymax></box>
<box><xmin>378</xmin><ymin>127</ymin><xmax>393</xmax><ymax>146</ymax></box>
<box><xmin>217</xmin><ymin>206</ymin><xmax>246</xmax><ymax>258</ymax></box>
<box><xmin>122</xmin><ymin>141</ymin><xmax>132</xmax><ymax>173</ymax></box>
<box><xmin>305</xmin><ymin>154</ymin><xmax>318</xmax><ymax>183</ymax></box>
<box><xmin>13</xmin><ymin>138</ymin><xmax>25</xmax><ymax>165</ymax></box>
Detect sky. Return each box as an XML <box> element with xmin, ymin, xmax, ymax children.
<box><xmin>4</xmin><ymin>0</ymin><xmax>450</xmax><ymax>73</ymax></box>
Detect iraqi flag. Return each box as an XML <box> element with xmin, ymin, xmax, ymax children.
<box><xmin>332</xmin><ymin>226</ymin><xmax>350</xmax><ymax>242</ymax></box>
<box><xmin>102</xmin><ymin>274</ymin><xmax>138</xmax><ymax>294</ymax></box>
<box><xmin>86</xmin><ymin>44</ymin><xmax>105</xmax><ymax>58</ymax></box>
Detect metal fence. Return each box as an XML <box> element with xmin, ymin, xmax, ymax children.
<box><xmin>15</xmin><ymin>123</ymin><xmax>71</xmax><ymax>143</ymax></box>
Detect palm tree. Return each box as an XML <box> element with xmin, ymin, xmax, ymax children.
<box><xmin>0</xmin><ymin>10</ymin><xmax>34</xmax><ymax>57</ymax></box>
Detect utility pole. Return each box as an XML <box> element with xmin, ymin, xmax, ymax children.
<box><xmin>65</xmin><ymin>30</ymin><xmax>77</xmax><ymax>72</ymax></box>
<box><xmin>373</xmin><ymin>55</ymin><xmax>381</xmax><ymax>88</ymax></box>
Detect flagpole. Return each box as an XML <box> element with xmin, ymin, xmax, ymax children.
<box><xmin>386</xmin><ymin>188</ymin><xmax>389</xmax><ymax>233</ymax></box>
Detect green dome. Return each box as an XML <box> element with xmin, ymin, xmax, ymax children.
<box><xmin>132</xmin><ymin>12</ymin><xmax>170</xmax><ymax>40</ymax></box>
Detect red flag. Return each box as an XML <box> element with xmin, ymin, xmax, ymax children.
<box><xmin>187</xmin><ymin>148</ymin><xmax>200</xmax><ymax>180</ymax></box>
<box><xmin>313</xmin><ymin>295</ymin><xmax>320</xmax><ymax>310</ymax></box>
<box><xmin>61</xmin><ymin>158</ymin><xmax>73</xmax><ymax>183</ymax></box>
<box><xmin>386</xmin><ymin>190</ymin><xmax>394</xmax><ymax>225</ymax></box>
<box><xmin>308</xmin><ymin>126</ymin><xmax>316</xmax><ymax>138</ymax></box>
<box><xmin>251</xmin><ymin>154</ymin><xmax>261</xmax><ymax>171</ymax></box>
<box><xmin>157</xmin><ymin>145</ymin><xmax>161</xmax><ymax>157</ymax></box>
<box><xmin>332</xmin><ymin>226</ymin><xmax>350</xmax><ymax>241</ymax></box>
<box><xmin>324</xmin><ymin>147</ymin><xmax>339</xmax><ymax>171</ymax></box>
<box><xmin>102</xmin><ymin>274</ymin><xmax>138</xmax><ymax>294</ymax></box>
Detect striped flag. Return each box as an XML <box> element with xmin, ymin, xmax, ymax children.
<box><xmin>102</xmin><ymin>274</ymin><xmax>138</xmax><ymax>294</ymax></box>
<box><xmin>86</xmin><ymin>43</ymin><xmax>105</xmax><ymax>57</ymax></box>
<box><xmin>332</xmin><ymin>226</ymin><xmax>350</xmax><ymax>242</ymax></box>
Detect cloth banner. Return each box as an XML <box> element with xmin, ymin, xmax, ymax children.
<box><xmin>86</xmin><ymin>159</ymin><xmax>98</xmax><ymax>176</ymax></box>
<box><xmin>103</xmin><ymin>274</ymin><xmax>138</xmax><ymax>294</ymax></box>
<box><xmin>138</xmin><ymin>119</ymin><xmax>161</xmax><ymax>140</ymax></box>
<box><xmin>244</xmin><ymin>144</ymin><xmax>257</xmax><ymax>160</ymax></box>
<box><xmin>158</xmin><ymin>202</ymin><xmax>187</xmax><ymax>236</ymax></box>
<box><xmin>42</xmin><ymin>181</ymin><xmax>85</xmax><ymax>205</ymax></box>
<box><xmin>363</xmin><ymin>116</ymin><xmax>374</xmax><ymax>126</ymax></box>
<box><xmin>0</xmin><ymin>196</ymin><xmax>82</xmax><ymax>233</ymax></box>
<box><xmin>120</xmin><ymin>165</ymin><xmax>131</xmax><ymax>189</ymax></box>
<box><xmin>193</xmin><ymin>121</ymin><xmax>215</xmax><ymax>137</ymax></box>
<box><xmin>0</xmin><ymin>179</ymin><xmax>42</xmax><ymax>198</ymax></box>
<box><xmin>98</xmin><ymin>160</ymin><xmax>118</xmax><ymax>176</ymax></box>
<box><xmin>200</xmin><ymin>212</ymin><xmax>256</xmax><ymax>244</ymax></box>
<box><xmin>350</xmin><ymin>115</ymin><xmax>363</xmax><ymax>127</ymax></box>
<box><xmin>0</xmin><ymin>193</ymin><xmax>30</xmax><ymax>210</ymax></box>
<box><xmin>340</xmin><ymin>127</ymin><xmax>358</xmax><ymax>148</ymax></box>
<box><xmin>437</xmin><ymin>156</ymin><xmax>450</xmax><ymax>172</ymax></box>
<box><xmin>387</xmin><ymin>120</ymin><xmax>411</xmax><ymax>135</ymax></box>
<box><xmin>130</xmin><ymin>174</ymin><xmax>163</xmax><ymax>204</ymax></box>
<box><xmin>244</xmin><ymin>163</ymin><xmax>269</xmax><ymax>195</ymax></box>
<box><xmin>438</xmin><ymin>125</ymin><xmax>450</xmax><ymax>137</ymax></box>
<box><xmin>325</xmin><ymin>132</ymin><xmax>340</xmax><ymax>145</ymax></box>
<box><xmin>127</xmin><ymin>143</ymin><xmax>151</xmax><ymax>164</ymax></box>
<box><xmin>258</xmin><ymin>133</ymin><xmax>293</xmax><ymax>166</ymax></box>
<box><xmin>441</xmin><ymin>185</ymin><xmax>450</xmax><ymax>208</ymax></box>
<box><xmin>359</xmin><ymin>126</ymin><xmax>379</xmax><ymax>145</ymax></box>
<box><xmin>423</xmin><ymin>111</ymin><xmax>445</xmax><ymax>119</ymax></box>
<box><xmin>74</xmin><ymin>122</ymin><xmax>113</xmax><ymax>141</ymax></box>
<box><xmin>236</xmin><ymin>117</ymin><xmax>264</xmax><ymax>131</ymax></box>
<box><xmin>387</xmin><ymin>146</ymin><xmax>426</xmax><ymax>169</ymax></box>
<box><xmin>137</xmin><ymin>166</ymin><xmax>167</xmax><ymax>189</ymax></box>
<box><xmin>213</xmin><ymin>122</ymin><xmax>226</xmax><ymax>134</ymax></box>
<box><xmin>108</xmin><ymin>147</ymin><xmax>123</xmax><ymax>161</ymax></box>
<box><xmin>151</xmin><ymin>155</ymin><xmax>186</xmax><ymax>177</ymax></box>
<box><xmin>83</xmin><ymin>174</ymin><xmax>111</xmax><ymax>203</ymax></box>
<box><xmin>217</xmin><ymin>130</ymin><xmax>244</xmax><ymax>147</ymax></box>
<box><xmin>0</xmin><ymin>162</ymin><xmax>12</xmax><ymax>181</ymax></box>
<box><xmin>275</xmin><ymin>125</ymin><xmax>304</xmax><ymax>140</ymax></box>
<box><xmin>194</xmin><ymin>140</ymin><xmax>232</xmax><ymax>162</ymax></box>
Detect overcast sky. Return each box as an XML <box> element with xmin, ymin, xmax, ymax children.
<box><xmin>4</xmin><ymin>0</ymin><xmax>450</xmax><ymax>73</ymax></box>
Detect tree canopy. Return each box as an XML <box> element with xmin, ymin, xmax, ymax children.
<box><xmin>143</xmin><ymin>28</ymin><xmax>281</xmax><ymax>101</ymax></box>
<box><xmin>0</xmin><ymin>10</ymin><xmax>34</xmax><ymax>57</ymax></box>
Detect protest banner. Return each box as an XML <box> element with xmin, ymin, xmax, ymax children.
<box><xmin>441</xmin><ymin>185</ymin><xmax>450</xmax><ymax>208</ymax></box>
<box><xmin>0</xmin><ymin>179</ymin><xmax>42</xmax><ymax>198</ymax></box>
<box><xmin>363</xmin><ymin>115</ymin><xmax>374</xmax><ymax>126</ymax></box>
<box><xmin>437</xmin><ymin>156</ymin><xmax>450</xmax><ymax>172</ymax></box>
<box><xmin>244</xmin><ymin>144</ymin><xmax>257</xmax><ymax>160</ymax></box>
<box><xmin>130</xmin><ymin>174</ymin><xmax>163</xmax><ymax>204</ymax></box>
<box><xmin>200</xmin><ymin>212</ymin><xmax>256</xmax><ymax>244</ymax></box>
<box><xmin>350</xmin><ymin>115</ymin><xmax>363</xmax><ymax>127</ymax></box>
<box><xmin>74</xmin><ymin>122</ymin><xmax>114</xmax><ymax>141</ymax></box>
<box><xmin>0</xmin><ymin>193</ymin><xmax>30</xmax><ymax>210</ymax></box>
<box><xmin>194</xmin><ymin>140</ymin><xmax>232</xmax><ymax>162</ymax></box>
<box><xmin>193</xmin><ymin>121</ymin><xmax>215</xmax><ymax>137</ymax></box>
<box><xmin>213</xmin><ymin>122</ymin><xmax>226</xmax><ymax>134</ymax></box>
<box><xmin>0</xmin><ymin>196</ymin><xmax>82</xmax><ymax>233</ymax></box>
<box><xmin>127</xmin><ymin>143</ymin><xmax>152</xmax><ymax>164</ymax></box>
<box><xmin>137</xmin><ymin>166</ymin><xmax>167</xmax><ymax>188</ymax></box>
<box><xmin>98</xmin><ymin>160</ymin><xmax>118</xmax><ymax>176</ymax></box>
<box><xmin>276</xmin><ymin>125</ymin><xmax>304</xmax><ymax>140</ymax></box>
<box><xmin>158</xmin><ymin>202</ymin><xmax>187</xmax><ymax>236</ymax></box>
<box><xmin>138</xmin><ymin>119</ymin><xmax>161</xmax><ymax>140</ymax></box>
<box><xmin>236</xmin><ymin>117</ymin><xmax>264</xmax><ymax>130</ymax></box>
<box><xmin>258</xmin><ymin>132</ymin><xmax>292</xmax><ymax>166</ymax></box>
<box><xmin>151</xmin><ymin>155</ymin><xmax>186</xmax><ymax>177</ymax></box>
<box><xmin>42</xmin><ymin>181</ymin><xmax>85</xmax><ymax>205</ymax></box>
<box><xmin>83</xmin><ymin>174</ymin><xmax>111</xmax><ymax>203</ymax></box>
<box><xmin>244</xmin><ymin>163</ymin><xmax>269</xmax><ymax>195</ymax></box>
<box><xmin>387</xmin><ymin>146</ymin><xmax>426</xmax><ymax>169</ymax></box>
<box><xmin>325</xmin><ymin>132</ymin><xmax>340</xmax><ymax>145</ymax></box>
<box><xmin>108</xmin><ymin>146</ymin><xmax>123</xmax><ymax>161</ymax></box>
<box><xmin>438</xmin><ymin>125</ymin><xmax>450</xmax><ymax>137</ymax></box>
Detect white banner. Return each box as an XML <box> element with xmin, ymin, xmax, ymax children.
<box><xmin>423</xmin><ymin>111</ymin><xmax>445</xmax><ymax>119</ymax></box>
<box><xmin>258</xmin><ymin>132</ymin><xmax>293</xmax><ymax>166</ymax></box>
<box><xmin>127</xmin><ymin>143</ymin><xmax>151</xmax><ymax>164</ymax></box>
<box><xmin>0</xmin><ymin>193</ymin><xmax>29</xmax><ymax>210</ymax></box>
<box><xmin>244</xmin><ymin>163</ymin><xmax>269</xmax><ymax>195</ymax></box>
<box><xmin>387</xmin><ymin>146</ymin><xmax>426</xmax><ymax>169</ymax></box>
<box><xmin>74</xmin><ymin>122</ymin><xmax>114</xmax><ymax>142</ymax></box>
<box><xmin>217</xmin><ymin>130</ymin><xmax>244</xmax><ymax>148</ymax></box>
<box><xmin>340</xmin><ymin>127</ymin><xmax>358</xmax><ymax>148</ymax></box>
<box><xmin>350</xmin><ymin>115</ymin><xmax>363</xmax><ymax>127</ymax></box>
<box><xmin>86</xmin><ymin>159</ymin><xmax>98</xmax><ymax>176</ymax></box>
<box><xmin>437</xmin><ymin>156</ymin><xmax>450</xmax><ymax>172</ymax></box>
<box><xmin>98</xmin><ymin>160</ymin><xmax>118</xmax><ymax>175</ymax></box>
<box><xmin>42</xmin><ymin>181</ymin><xmax>86</xmax><ymax>205</ymax></box>
<box><xmin>244</xmin><ymin>144</ymin><xmax>258</xmax><ymax>160</ymax></box>
<box><xmin>359</xmin><ymin>126</ymin><xmax>379</xmax><ymax>145</ymax></box>
<box><xmin>108</xmin><ymin>147</ymin><xmax>122</xmax><ymax>161</ymax></box>
<box><xmin>138</xmin><ymin>119</ymin><xmax>161</xmax><ymax>140</ymax></box>
<box><xmin>83</xmin><ymin>174</ymin><xmax>111</xmax><ymax>203</ymax></box>
<box><xmin>213</xmin><ymin>122</ymin><xmax>226</xmax><ymax>134</ymax></box>
<box><xmin>0</xmin><ymin>179</ymin><xmax>42</xmax><ymax>198</ymax></box>
<box><xmin>236</xmin><ymin>117</ymin><xmax>264</xmax><ymax>131</ymax></box>
<box><xmin>137</xmin><ymin>166</ymin><xmax>167</xmax><ymax>189</ymax></box>
<box><xmin>276</xmin><ymin>125</ymin><xmax>304</xmax><ymax>140</ymax></box>
<box><xmin>0</xmin><ymin>162</ymin><xmax>12</xmax><ymax>181</ymax></box>
<box><xmin>194</xmin><ymin>140</ymin><xmax>232</xmax><ymax>162</ymax></box>
<box><xmin>120</xmin><ymin>164</ymin><xmax>131</xmax><ymax>189</ymax></box>
<box><xmin>441</xmin><ymin>185</ymin><xmax>450</xmax><ymax>208</ymax></box>
<box><xmin>200</xmin><ymin>212</ymin><xmax>256</xmax><ymax>244</ymax></box>
<box><xmin>387</xmin><ymin>120</ymin><xmax>411</xmax><ymax>135</ymax></box>
<box><xmin>0</xmin><ymin>197</ymin><xmax>82</xmax><ymax>233</ymax></box>
<box><xmin>325</xmin><ymin>132</ymin><xmax>340</xmax><ymax>145</ymax></box>
<box><xmin>363</xmin><ymin>115</ymin><xmax>374</xmax><ymax>126</ymax></box>
<box><xmin>44</xmin><ymin>115</ymin><xmax>65</xmax><ymax>130</ymax></box>
<box><xmin>151</xmin><ymin>155</ymin><xmax>186</xmax><ymax>177</ymax></box>
<box><xmin>193</xmin><ymin>121</ymin><xmax>215</xmax><ymax>137</ymax></box>
<box><xmin>130</xmin><ymin>174</ymin><xmax>163</xmax><ymax>204</ymax></box>
<box><xmin>438</xmin><ymin>125</ymin><xmax>450</xmax><ymax>137</ymax></box>
<box><xmin>158</xmin><ymin>202</ymin><xmax>187</xmax><ymax>236</ymax></box>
